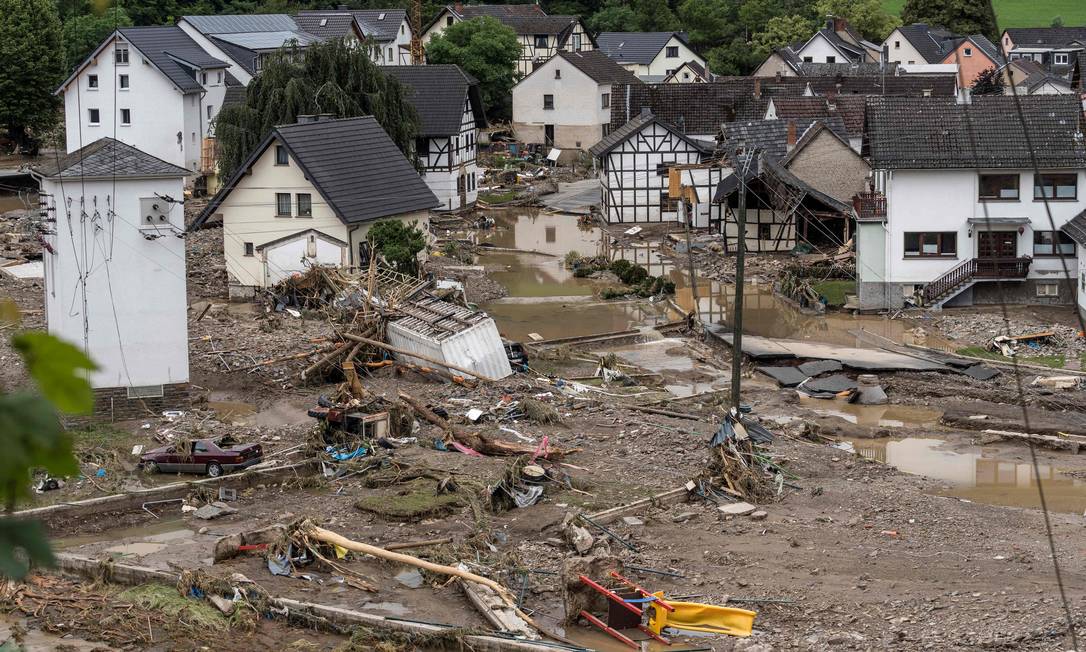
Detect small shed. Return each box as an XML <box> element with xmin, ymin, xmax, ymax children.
<box><xmin>386</xmin><ymin>295</ymin><xmax>513</xmax><ymax>380</ymax></box>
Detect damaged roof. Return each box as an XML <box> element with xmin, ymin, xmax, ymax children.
<box><xmin>380</xmin><ymin>65</ymin><xmax>486</xmax><ymax>136</ymax></box>
<box><xmin>194</xmin><ymin>117</ymin><xmax>439</xmax><ymax>229</ymax></box>
<box><xmin>865</xmin><ymin>95</ymin><xmax>1086</xmax><ymax>169</ymax></box>
<box><xmin>721</xmin><ymin>117</ymin><xmax>849</xmax><ymax>161</ymax></box>
<box><xmin>32</xmin><ymin>138</ymin><xmax>191</xmax><ymax>179</ymax></box>
<box><xmin>1062</xmin><ymin>209</ymin><xmax>1086</xmax><ymax>246</ymax></box>
<box><xmin>769</xmin><ymin>95</ymin><xmax>866</xmax><ymax>138</ymax></box>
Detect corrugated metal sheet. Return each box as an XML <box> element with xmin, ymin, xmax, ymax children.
<box><xmin>387</xmin><ymin>296</ymin><xmax>512</xmax><ymax>380</ymax></box>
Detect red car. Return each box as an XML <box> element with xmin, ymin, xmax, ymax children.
<box><xmin>140</xmin><ymin>437</ymin><xmax>263</xmax><ymax>477</ymax></box>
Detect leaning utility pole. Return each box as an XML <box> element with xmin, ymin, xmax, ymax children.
<box><xmin>730</xmin><ymin>149</ymin><xmax>754</xmax><ymax>412</ymax></box>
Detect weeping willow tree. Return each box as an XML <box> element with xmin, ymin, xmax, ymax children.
<box><xmin>215</xmin><ymin>38</ymin><xmax>419</xmax><ymax>180</ymax></box>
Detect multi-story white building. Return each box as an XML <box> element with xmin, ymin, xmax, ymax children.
<box><xmin>512</xmin><ymin>50</ymin><xmax>640</xmax><ymax>163</ymax></box>
<box><xmin>296</xmin><ymin>9</ymin><xmax>413</xmax><ymax>64</ymax></box>
<box><xmin>57</xmin><ymin>26</ymin><xmax>230</xmax><ymax>175</ymax></box>
<box><xmin>382</xmin><ymin>65</ymin><xmax>487</xmax><ymax>210</ymax></box>
<box><xmin>857</xmin><ymin>95</ymin><xmax>1086</xmax><ymax>311</ymax></box>
<box><xmin>32</xmin><ymin>139</ymin><xmax>192</xmax><ymax>420</ymax></box>
<box><xmin>422</xmin><ymin>3</ymin><xmax>593</xmax><ymax>76</ymax></box>
<box><xmin>595</xmin><ymin>32</ymin><xmax>704</xmax><ymax>82</ymax></box>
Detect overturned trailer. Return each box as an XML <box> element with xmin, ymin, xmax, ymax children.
<box><xmin>387</xmin><ymin>295</ymin><xmax>514</xmax><ymax>380</ymax></box>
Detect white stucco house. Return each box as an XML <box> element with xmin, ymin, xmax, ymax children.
<box><xmin>754</xmin><ymin>16</ymin><xmax>880</xmax><ymax>76</ymax></box>
<box><xmin>57</xmin><ymin>26</ymin><xmax>230</xmax><ymax>177</ymax></box>
<box><xmin>191</xmin><ymin>116</ymin><xmax>439</xmax><ymax>296</ymax></box>
<box><xmin>857</xmin><ymin>95</ymin><xmax>1086</xmax><ymax>311</ymax></box>
<box><xmin>422</xmin><ymin>3</ymin><xmax>593</xmax><ymax>76</ymax></box>
<box><xmin>177</xmin><ymin>15</ymin><xmax>319</xmax><ymax>85</ymax></box>
<box><xmin>33</xmin><ymin>139</ymin><xmax>191</xmax><ymax>420</ymax></box>
<box><xmin>296</xmin><ymin>9</ymin><xmax>413</xmax><ymax>64</ymax></box>
<box><xmin>595</xmin><ymin>32</ymin><xmax>704</xmax><ymax>82</ymax></box>
<box><xmin>512</xmin><ymin>50</ymin><xmax>640</xmax><ymax>163</ymax></box>
<box><xmin>382</xmin><ymin>65</ymin><xmax>487</xmax><ymax>210</ymax></box>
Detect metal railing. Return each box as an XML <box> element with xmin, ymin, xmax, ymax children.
<box><xmin>921</xmin><ymin>256</ymin><xmax>1031</xmax><ymax>305</ymax></box>
<box><xmin>852</xmin><ymin>191</ymin><xmax>887</xmax><ymax>220</ymax></box>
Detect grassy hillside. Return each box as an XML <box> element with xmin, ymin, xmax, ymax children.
<box><xmin>882</xmin><ymin>0</ymin><xmax>1086</xmax><ymax>28</ymax></box>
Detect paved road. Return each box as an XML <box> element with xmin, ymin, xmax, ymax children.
<box><xmin>539</xmin><ymin>178</ymin><xmax>599</xmax><ymax>214</ymax></box>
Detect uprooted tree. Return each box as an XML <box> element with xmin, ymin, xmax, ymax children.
<box><xmin>0</xmin><ymin>301</ymin><xmax>95</xmax><ymax>579</ymax></box>
<box><xmin>214</xmin><ymin>38</ymin><xmax>419</xmax><ymax>180</ymax></box>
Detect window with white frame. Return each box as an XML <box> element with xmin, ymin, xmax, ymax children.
<box><xmin>1033</xmin><ymin>230</ymin><xmax>1075</xmax><ymax>256</ymax></box>
<box><xmin>115</xmin><ymin>45</ymin><xmax>129</xmax><ymax>64</ymax></box>
<box><xmin>276</xmin><ymin>193</ymin><xmax>291</xmax><ymax>216</ymax></box>
<box><xmin>275</xmin><ymin>145</ymin><xmax>289</xmax><ymax>165</ymax></box>
<box><xmin>119</xmin><ymin>108</ymin><xmax>131</xmax><ymax>125</ymax></box>
<box><xmin>119</xmin><ymin>74</ymin><xmax>129</xmax><ymax>89</ymax></box>
<box><xmin>1055</xmin><ymin>53</ymin><xmax>1069</xmax><ymax>64</ymax></box>
<box><xmin>964</xmin><ymin>47</ymin><xmax>973</xmax><ymax>56</ymax></box>
<box><xmin>88</xmin><ymin>108</ymin><xmax>100</xmax><ymax>125</ymax></box>
<box><xmin>88</xmin><ymin>74</ymin><xmax>98</xmax><ymax>89</ymax></box>
<box><xmin>666</xmin><ymin>46</ymin><xmax>679</xmax><ymax>58</ymax></box>
<box><xmin>1036</xmin><ymin>282</ymin><xmax>1060</xmax><ymax>297</ymax></box>
<box><xmin>297</xmin><ymin>193</ymin><xmax>312</xmax><ymax>216</ymax></box>
<box><xmin>207</xmin><ymin>104</ymin><xmax>214</xmax><ymax>119</ymax></box>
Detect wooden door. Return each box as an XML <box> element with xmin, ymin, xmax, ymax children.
<box><xmin>978</xmin><ymin>231</ymin><xmax>1016</xmax><ymax>258</ymax></box>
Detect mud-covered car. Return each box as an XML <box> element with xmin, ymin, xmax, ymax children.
<box><xmin>139</xmin><ymin>437</ymin><xmax>263</xmax><ymax>477</ymax></box>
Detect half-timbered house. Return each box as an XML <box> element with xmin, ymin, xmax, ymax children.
<box><xmin>588</xmin><ymin>110</ymin><xmax>725</xmax><ymax>225</ymax></box>
<box><xmin>382</xmin><ymin>65</ymin><xmax>487</xmax><ymax>211</ymax></box>
<box><xmin>422</xmin><ymin>4</ymin><xmax>594</xmax><ymax>75</ymax></box>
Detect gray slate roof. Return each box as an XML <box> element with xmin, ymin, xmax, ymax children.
<box><xmin>119</xmin><ymin>26</ymin><xmax>228</xmax><ymax>92</ymax></box>
<box><xmin>865</xmin><ymin>95</ymin><xmax>1086</xmax><ymax>169</ymax></box>
<box><xmin>351</xmin><ymin>9</ymin><xmax>407</xmax><ymax>42</ymax></box>
<box><xmin>721</xmin><ymin>117</ymin><xmax>849</xmax><ymax>161</ymax></box>
<box><xmin>182</xmin><ymin>14</ymin><xmax>299</xmax><ymax>34</ymax></box>
<box><xmin>195</xmin><ymin>117</ymin><xmax>438</xmax><ymax>228</ymax></box>
<box><xmin>551</xmin><ymin>50</ymin><xmax>641</xmax><ymax>84</ymax></box>
<box><xmin>33</xmin><ymin>138</ymin><xmax>191</xmax><ymax>179</ymax></box>
<box><xmin>380</xmin><ymin>65</ymin><xmax>486</xmax><ymax>136</ymax></box>
<box><xmin>458</xmin><ymin>6</ymin><xmax>580</xmax><ymax>37</ymax></box>
<box><xmin>1004</xmin><ymin>27</ymin><xmax>1086</xmax><ymax>48</ymax></box>
<box><xmin>596</xmin><ymin>32</ymin><xmax>687</xmax><ymax>65</ymax></box>
<box><xmin>1062</xmin><ymin>209</ymin><xmax>1086</xmax><ymax>245</ymax></box>
<box><xmin>796</xmin><ymin>61</ymin><xmax>896</xmax><ymax>76</ymax></box>
<box><xmin>588</xmin><ymin>110</ymin><xmax>713</xmax><ymax>158</ymax></box>
<box><xmin>209</xmin><ymin>36</ymin><xmax>260</xmax><ymax>75</ymax></box>
<box><xmin>294</xmin><ymin>13</ymin><xmax>357</xmax><ymax>39</ymax></box>
<box><xmin>895</xmin><ymin>24</ymin><xmax>956</xmax><ymax>63</ymax></box>
<box><xmin>213</xmin><ymin>30</ymin><xmax>319</xmax><ymax>50</ymax></box>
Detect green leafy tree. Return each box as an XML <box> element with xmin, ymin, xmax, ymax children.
<box><xmin>0</xmin><ymin>0</ymin><xmax>64</xmax><ymax>152</ymax></box>
<box><xmin>368</xmin><ymin>220</ymin><xmax>426</xmax><ymax>276</ymax></box>
<box><xmin>0</xmin><ymin>302</ymin><xmax>94</xmax><ymax>579</ymax></box>
<box><xmin>971</xmin><ymin>65</ymin><xmax>1004</xmax><ymax>95</ymax></box>
<box><xmin>901</xmin><ymin>0</ymin><xmax>998</xmax><ymax>42</ymax></box>
<box><xmin>751</xmin><ymin>14</ymin><xmax>816</xmax><ymax>59</ymax></box>
<box><xmin>62</xmin><ymin>7</ymin><xmax>133</xmax><ymax>71</ymax></box>
<box><xmin>426</xmin><ymin>17</ymin><xmax>520</xmax><ymax>121</ymax></box>
<box><xmin>677</xmin><ymin>0</ymin><xmax>741</xmax><ymax>50</ymax></box>
<box><xmin>215</xmin><ymin>38</ymin><xmax>419</xmax><ymax>180</ymax></box>
<box><xmin>632</xmin><ymin>0</ymin><xmax>679</xmax><ymax>31</ymax></box>
<box><xmin>587</xmin><ymin>0</ymin><xmax>639</xmax><ymax>33</ymax></box>
<box><xmin>706</xmin><ymin>37</ymin><xmax>763</xmax><ymax>76</ymax></box>
<box><xmin>814</xmin><ymin>0</ymin><xmax>899</xmax><ymax>40</ymax></box>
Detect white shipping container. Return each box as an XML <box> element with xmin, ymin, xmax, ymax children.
<box><xmin>386</xmin><ymin>296</ymin><xmax>513</xmax><ymax>380</ymax></box>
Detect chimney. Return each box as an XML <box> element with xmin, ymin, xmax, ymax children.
<box><xmin>775</xmin><ymin>70</ymin><xmax>782</xmax><ymax>82</ymax></box>
<box><xmin>454</xmin><ymin>1</ymin><xmax>463</xmax><ymax>13</ymax></box>
<box><xmin>786</xmin><ymin>120</ymin><xmax>797</xmax><ymax>150</ymax></box>
<box><xmin>826</xmin><ymin>16</ymin><xmax>835</xmax><ymax>31</ymax></box>
<box><xmin>833</xmin><ymin>16</ymin><xmax>847</xmax><ymax>33</ymax></box>
<box><xmin>753</xmin><ymin>77</ymin><xmax>761</xmax><ymax>99</ymax></box>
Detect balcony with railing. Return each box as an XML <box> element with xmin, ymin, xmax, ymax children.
<box><xmin>852</xmin><ymin>191</ymin><xmax>886</xmax><ymax>221</ymax></box>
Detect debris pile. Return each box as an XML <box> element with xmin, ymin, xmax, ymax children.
<box><xmin>704</xmin><ymin>413</ymin><xmax>783</xmax><ymax>502</ymax></box>
<box><xmin>933</xmin><ymin>314</ymin><xmax>1086</xmax><ymax>358</ymax></box>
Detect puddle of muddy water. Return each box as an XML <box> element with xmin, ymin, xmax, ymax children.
<box><xmin>208</xmin><ymin>400</ymin><xmax>257</xmax><ymax>422</ymax></box>
<box><xmin>55</xmin><ymin>517</ymin><xmax>191</xmax><ymax>550</ymax></box>
<box><xmin>848</xmin><ymin>437</ymin><xmax>1086</xmax><ymax>513</ymax></box>
<box><xmin>800</xmin><ymin>396</ymin><xmax>944</xmax><ymax>428</ymax></box>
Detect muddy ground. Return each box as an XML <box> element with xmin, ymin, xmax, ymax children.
<box><xmin>4</xmin><ymin>209</ymin><xmax>1086</xmax><ymax>651</ymax></box>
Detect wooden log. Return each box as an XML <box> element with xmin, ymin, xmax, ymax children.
<box><xmin>586</xmin><ymin>486</ymin><xmax>692</xmax><ymax>525</ymax></box>
<box><xmin>239</xmin><ymin>346</ymin><xmax>334</xmax><ymax>373</ymax></box>
<box><xmin>301</xmin><ymin>343</ymin><xmax>349</xmax><ymax>380</ymax></box>
<box><xmin>341</xmin><ymin>333</ymin><xmax>500</xmax><ymax>382</ymax></box>
<box><xmin>384</xmin><ymin>537</ymin><xmax>453</xmax><ymax>551</ymax></box>
<box><xmin>618</xmin><ymin>403</ymin><xmax>702</xmax><ymax>421</ymax></box>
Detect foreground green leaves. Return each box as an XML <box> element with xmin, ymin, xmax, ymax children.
<box><xmin>12</xmin><ymin>331</ymin><xmax>96</xmax><ymax>413</ymax></box>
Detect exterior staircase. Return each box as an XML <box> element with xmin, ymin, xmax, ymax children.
<box><xmin>921</xmin><ymin>256</ymin><xmax>1032</xmax><ymax>309</ymax></box>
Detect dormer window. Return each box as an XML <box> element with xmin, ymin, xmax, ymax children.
<box><xmin>1055</xmin><ymin>53</ymin><xmax>1069</xmax><ymax>64</ymax></box>
<box><xmin>115</xmin><ymin>45</ymin><xmax>129</xmax><ymax>65</ymax></box>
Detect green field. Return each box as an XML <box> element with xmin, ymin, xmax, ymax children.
<box><xmin>882</xmin><ymin>0</ymin><xmax>1086</xmax><ymax>27</ymax></box>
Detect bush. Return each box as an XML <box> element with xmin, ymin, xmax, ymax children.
<box><xmin>572</xmin><ymin>267</ymin><xmax>593</xmax><ymax>278</ymax></box>
<box><xmin>564</xmin><ymin>250</ymin><xmax>581</xmax><ymax>269</ymax></box>
<box><xmin>619</xmin><ymin>265</ymin><xmax>649</xmax><ymax>286</ymax></box>
<box><xmin>609</xmin><ymin>259</ymin><xmax>633</xmax><ymax>277</ymax></box>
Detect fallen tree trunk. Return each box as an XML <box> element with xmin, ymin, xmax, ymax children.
<box><xmin>341</xmin><ymin>334</ymin><xmax>500</xmax><ymax>382</ymax></box>
<box><xmin>398</xmin><ymin>391</ymin><xmax>577</xmax><ymax>458</ymax></box>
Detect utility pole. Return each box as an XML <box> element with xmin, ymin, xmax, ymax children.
<box><xmin>730</xmin><ymin>149</ymin><xmax>753</xmax><ymax>412</ymax></box>
<box><xmin>410</xmin><ymin>0</ymin><xmax>424</xmax><ymax>64</ymax></box>
<box><xmin>678</xmin><ymin>183</ymin><xmax>700</xmax><ymax>325</ymax></box>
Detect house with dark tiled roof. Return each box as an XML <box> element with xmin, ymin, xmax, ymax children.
<box><xmin>763</xmin><ymin>95</ymin><xmax>866</xmax><ymax>151</ymax></box>
<box><xmin>56</xmin><ymin>26</ymin><xmax>231</xmax><ymax>177</ymax></box>
<box><xmin>856</xmin><ymin>95</ymin><xmax>1086</xmax><ymax>311</ymax></box>
<box><xmin>512</xmin><ymin>50</ymin><xmax>641</xmax><ymax>162</ymax></box>
<box><xmin>663</xmin><ymin>60</ymin><xmax>712</xmax><ymax>84</ymax></box>
<box><xmin>192</xmin><ymin>116</ymin><xmax>439</xmax><ymax>294</ymax></box>
<box><xmin>1001</xmin><ymin>26</ymin><xmax>1086</xmax><ymax>68</ymax></box>
<box><xmin>31</xmin><ymin>138</ymin><xmax>192</xmax><ymax>417</ymax></box>
<box><xmin>177</xmin><ymin>15</ymin><xmax>318</xmax><ymax>84</ymax></box>
<box><xmin>422</xmin><ymin>4</ymin><xmax>593</xmax><ymax>75</ymax></box>
<box><xmin>595</xmin><ymin>32</ymin><xmax>706</xmax><ymax>82</ymax></box>
<box><xmin>754</xmin><ymin>16</ymin><xmax>880</xmax><ymax>77</ymax></box>
<box><xmin>297</xmin><ymin>9</ymin><xmax>414</xmax><ymax>65</ymax></box>
<box><xmin>382</xmin><ymin>65</ymin><xmax>487</xmax><ymax>210</ymax></box>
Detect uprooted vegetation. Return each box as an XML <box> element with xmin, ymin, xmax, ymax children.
<box><xmin>567</xmin><ymin>255</ymin><xmax>676</xmax><ymax>299</ymax></box>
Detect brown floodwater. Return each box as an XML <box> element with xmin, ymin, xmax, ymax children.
<box><xmin>476</xmin><ymin>210</ymin><xmax>955</xmax><ymax>352</ymax></box>
<box><xmin>0</xmin><ymin>191</ymin><xmax>34</xmax><ymax>214</ymax></box>
<box><xmin>800</xmin><ymin>396</ymin><xmax>944</xmax><ymax>428</ymax></box>
<box><xmin>848</xmin><ymin>437</ymin><xmax>1086</xmax><ymax>513</ymax></box>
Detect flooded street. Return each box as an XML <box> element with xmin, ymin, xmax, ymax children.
<box><xmin>848</xmin><ymin>437</ymin><xmax>1086</xmax><ymax>513</ymax></box>
<box><xmin>472</xmin><ymin>209</ymin><xmax>954</xmax><ymax>351</ymax></box>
